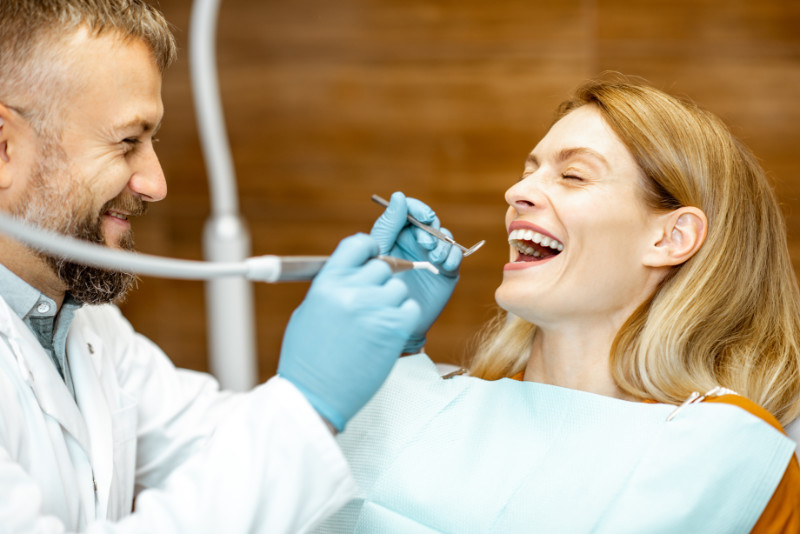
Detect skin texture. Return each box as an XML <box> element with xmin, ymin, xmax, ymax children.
<box><xmin>0</xmin><ymin>28</ymin><xmax>167</xmax><ymax>308</ymax></box>
<box><xmin>496</xmin><ymin>105</ymin><xmax>705</xmax><ymax>399</ymax></box>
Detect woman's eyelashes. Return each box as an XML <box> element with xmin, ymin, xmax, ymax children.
<box><xmin>517</xmin><ymin>162</ymin><xmax>592</xmax><ymax>183</ymax></box>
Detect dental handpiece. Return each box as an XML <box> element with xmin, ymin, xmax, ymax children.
<box><xmin>277</xmin><ymin>255</ymin><xmax>439</xmax><ymax>281</ymax></box>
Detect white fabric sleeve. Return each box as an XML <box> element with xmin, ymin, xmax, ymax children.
<box><xmin>1</xmin><ymin>303</ymin><xmax>356</xmax><ymax>534</ymax></box>
<box><xmin>0</xmin><ymin>377</ymin><xmax>355</xmax><ymax>534</ymax></box>
<box><xmin>90</xmin><ymin>376</ymin><xmax>356</xmax><ymax>534</ymax></box>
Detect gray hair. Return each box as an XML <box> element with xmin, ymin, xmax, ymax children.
<box><xmin>0</xmin><ymin>0</ymin><xmax>176</xmax><ymax>136</ymax></box>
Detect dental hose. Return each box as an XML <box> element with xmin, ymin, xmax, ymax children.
<box><xmin>0</xmin><ymin>212</ymin><xmax>437</xmax><ymax>282</ymax></box>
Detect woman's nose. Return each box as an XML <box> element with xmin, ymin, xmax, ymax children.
<box><xmin>505</xmin><ymin>176</ymin><xmax>540</xmax><ymax>212</ymax></box>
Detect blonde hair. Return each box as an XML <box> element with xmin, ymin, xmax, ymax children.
<box><xmin>470</xmin><ymin>75</ymin><xmax>800</xmax><ymax>425</ymax></box>
<box><xmin>0</xmin><ymin>0</ymin><xmax>176</xmax><ymax>136</ymax></box>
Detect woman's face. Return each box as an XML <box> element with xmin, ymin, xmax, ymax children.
<box><xmin>496</xmin><ymin>105</ymin><xmax>665</xmax><ymax>328</ymax></box>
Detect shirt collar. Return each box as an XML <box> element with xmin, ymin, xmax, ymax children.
<box><xmin>0</xmin><ymin>263</ymin><xmax>82</xmax><ymax>320</ymax></box>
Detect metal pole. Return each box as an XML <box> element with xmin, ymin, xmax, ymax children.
<box><xmin>189</xmin><ymin>0</ymin><xmax>257</xmax><ymax>390</ymax></box>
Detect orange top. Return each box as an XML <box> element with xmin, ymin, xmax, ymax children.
<box><xmin>509</xmin><ymin>374</ymin><xmax>800</xmax><ymax>532</ymax></box>
<box><xmin>704</xmin><ymin>395</ymin><xmax>800</xmax><ymax>533</ymax></box>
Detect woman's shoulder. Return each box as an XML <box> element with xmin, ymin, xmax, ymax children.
<box><xmin>704</xmin><ymin>394</ymin><xmax>787</xmax><ymax>434</ymax></box>
<box><xmin>706</xmin><ymin>394</ymin><xmax>800</xmax><ymax>533</ymax></box>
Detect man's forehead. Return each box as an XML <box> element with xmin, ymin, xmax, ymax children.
<box><xmin>46</xmin><ymin>30</ymin><xmax>164</xmax><ymax>141</ymax></box>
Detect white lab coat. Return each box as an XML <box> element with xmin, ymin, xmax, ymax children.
<box><xmin>0</xmin><ymin>298</ymin><xmax>356</xmax><ymax>533</ymax></box>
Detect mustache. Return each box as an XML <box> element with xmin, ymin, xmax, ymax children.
<box><xmin>99</xmin><ymin>194</ymin><xmax>148</xmax><ymax>217</ymax></box>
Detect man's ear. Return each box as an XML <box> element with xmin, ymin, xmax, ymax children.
<box><xmin>0</xmin><ymin>104</ymin><xmax>14</xmax><ymax>188</ymax></box>
<box><xmin>643</xmin><ymin>206</ymin><xmax>707</xmax><ymax>268</ymax></box>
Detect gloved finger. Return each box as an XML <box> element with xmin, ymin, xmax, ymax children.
<box><xmin>441</xmin><ymin>244</ymin><xmax>463</xmax><ymax>274</ymax></box>
<box><xmin>396</xmin><ymin>298</ymin><xmax>423</xmax><ymax>336</ymax></box>
<box><xmin>375</xmin><ymin>297</ymin><xmax>422</xmax><ymax>339</ymax></box>
<box><xmin>409</xmin><ymin>225</ymin><xmax>437</xmax><ymax>250</ymax></box>
<box><xmin>406</xmin><ymin>197</ymin><xmax>438</xmax><ymax>226</ymax></box>
<box><xmin>370</xmin><ymin>191</ymin><xmax>409</xmax><ymax>255</ymax></box>
<box><xmin>423</xmin><ymin>226</ymin><xmax>456</xmax><ymax>263</ymax></box>
<box><xmin>320</xmin><ymin>233</ymin><xmax>379</xmax><ymax>274</ymax></box>
<box><xmin>406</xmin><ymin>197</ymin><xmax>440</xmax><ymax>249</ymax></box>
<box><xmin>394</xmin><ymin>225</ymin><xmax>432</xmax><ymax>256</ymax></box>
<box><xmin>344</xmin><ymin>256</ymin><xmax>393</xmax><ymax>286</ymax></box>
<box><xmin>366</xmin><ymin>277</ymin><xmax>410</xmax><ymax>307</ymax></box>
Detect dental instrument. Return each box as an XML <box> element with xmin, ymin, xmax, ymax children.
<box><xmin>0</xmin><ymin>211</ymin><xmax>436</xmax><ymax>282</ymax></box>
<box><xmin>278</xmin><ymin>255</ymin><xmax>439</xmax><ymax>280</ymax></box>
<box><xmin>371</xmin><ymin>194</ymin><xmax>485</xmax><ymax>257</ymax></box>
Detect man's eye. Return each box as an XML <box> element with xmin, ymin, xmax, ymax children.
<box><xmin>561</xmin><ymin>173</ymin><xmax>583</xmax><ymax>181</ymax></box>
<box><xmin>121</xmin><ymin>138</ymin><xmax>140</xmax><ymax>154</ymax></box>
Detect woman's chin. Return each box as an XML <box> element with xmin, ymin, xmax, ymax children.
<box><xmin>495</xmin><ymin>286</ymin><xmax>534</xmax><ymax>322</ymax></box>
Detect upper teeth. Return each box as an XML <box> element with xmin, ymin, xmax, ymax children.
<box><xmin>109</xmin><ymin>212</ymin><xmax>128</xmax><ymax>220</ymax></box>
<box><xmin>508</xmin><ymin>228</ymin><xmax>564</xmax><ymax>256</ymax></box>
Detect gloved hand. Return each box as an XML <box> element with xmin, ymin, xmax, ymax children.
<box><xmin>370</xmin><ymin>191</ymin><xmax>462</xmax><ymax>353</ymax></box>
<box><xmin>278</xmin><ymin>233</ymin><xmax>421</xmax><ymax>431</ymax></box>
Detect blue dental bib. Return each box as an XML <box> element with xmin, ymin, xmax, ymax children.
<box><xmin>315</xmin><ymin>354</ymin><xmax>795</xmax><ymax>533</ymax></box>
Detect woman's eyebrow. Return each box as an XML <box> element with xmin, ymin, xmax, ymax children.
<box><xmin>556</xmin><ymin>147</ymin><xmax>610</xmax><ymax>170</ymax></box>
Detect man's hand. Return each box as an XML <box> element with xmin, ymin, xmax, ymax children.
<box><xmin>370</xmin><ymin>192</ymin><xmax>462</xmax><ymax>353</ymax></box>
<box><xmin>278</xmin><ymin>233</ymin><xmax>421</xmax><ymax>431</ymax></box>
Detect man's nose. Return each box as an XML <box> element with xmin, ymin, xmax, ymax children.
<box><xmin>128</xmin><ymin>142</ymin><xmax>167</xmax><ymax>202</ymax></box>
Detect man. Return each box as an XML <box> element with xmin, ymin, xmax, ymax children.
<box><xmin>0</xmin><ymin>1</ymin><xmax>460</xmax><ymax>532</ymax></box>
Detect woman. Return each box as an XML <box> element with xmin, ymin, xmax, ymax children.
<box><xmin>316</xmin><ymin>76</ymin><xmax>800</xmax><ymax>532</ymax></box>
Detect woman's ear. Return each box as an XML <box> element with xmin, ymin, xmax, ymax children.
<box><xmin>643</xmin><ymin>206</ymin><xmax>707</xmax><ymax>268</ymax></box>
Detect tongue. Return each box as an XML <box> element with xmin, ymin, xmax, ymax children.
<box><xmin>518</xmin><ymin>253</ymin><xmax>541</xmax><ymax>262</ymax></box>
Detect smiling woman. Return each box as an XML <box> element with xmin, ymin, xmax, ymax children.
<box><xmin>474</xmin><ymin>77</ymin><xmax>800</xmax><ymax>426</ymax></box>
<box><xmin>314</xmin><ymin>75</ymin><xmax>800</xmax><ymax>533</ymax></box>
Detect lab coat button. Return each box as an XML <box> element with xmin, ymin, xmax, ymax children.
<box><xmin>36</xmin><ymin>302</ymin><xmax>50</xmax><ymax>314</ymax></box>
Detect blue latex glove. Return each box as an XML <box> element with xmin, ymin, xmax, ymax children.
<box><xmin>370</xmin><ymin>192</ymin><xmax>462</xmax><ymax>353</ymax></box>
<box><xmin>278</xmin><ymin>233</ymin><xmax>421</xmax><ymax>431</ymax></box>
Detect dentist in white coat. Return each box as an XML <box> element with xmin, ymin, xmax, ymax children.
<box><xmin>0</xmin><ymin>1</ymin><xmax>460</xmax><ymax>533</ymax></box>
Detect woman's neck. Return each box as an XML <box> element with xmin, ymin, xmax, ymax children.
<box><xmin>523</xmin><ymin>323</ymin><xmax>635</xmax><ymax>401</ymax></box>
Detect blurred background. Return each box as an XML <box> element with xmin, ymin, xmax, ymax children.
<box><xmin>122</xmin><ymin>0</ymin><xmax>800</xmax><ymax>381</ymax></box>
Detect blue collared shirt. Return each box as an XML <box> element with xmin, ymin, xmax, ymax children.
<box><xmin>0</xmin><ymin>264</ymin><xmax>82</xmax><ymax>397</ymax></box>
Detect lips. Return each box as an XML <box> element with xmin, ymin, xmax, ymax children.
<box><xmin>105</xmin><ymin>210</ymin><xmax>130</xmax><ymax>221</ymax></box>
<box><xmin>100</xmin><ymin>194</ymin><xmax>146</xmax><ymax>222</ymax></box>
<box><xmin>507</xmin><ymin>222</ymin><xmax>564</xmax><ymax>263</ymax></box>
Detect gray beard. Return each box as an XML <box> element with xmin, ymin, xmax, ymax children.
<box><xmin>43</xmin><ymin>214</ymin><xmax>138</xmax><ymax>305</ymax></box>
<box><xmin>13</xmin><ymin>143</ymin><xmax>139</xmax><ymax>305</ymax></box>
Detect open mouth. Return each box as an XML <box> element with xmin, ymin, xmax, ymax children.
<box><xmin>508</xmin><ymin>228</ymin><xmax>563</xmax><ymax>261</ymax></box>
<box><xmin>105</xmin><ymin>210</ymin><xmax>130</xmax><ymax>222</ymax></box>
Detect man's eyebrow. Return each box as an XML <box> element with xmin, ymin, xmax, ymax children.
<box><xmin>112</xmin><ymin>118</ymin><xmax>162</xmax><ymax>136</ymax></box>
<box><xmin>555</xmin><ymin>147</ymin><xmax>609</xmax><ymax>170</ymax></box>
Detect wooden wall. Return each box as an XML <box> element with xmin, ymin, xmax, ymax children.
<box><xmin>120</xmin><ymin>0</ymin><xmax>800</xmax><ymax>380</ymax></box>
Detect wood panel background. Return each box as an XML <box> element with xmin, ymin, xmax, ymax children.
<box><xmin>120</xmin><ymin>0</ymin><xmax>800</xmax><ymax>381</ymax></box>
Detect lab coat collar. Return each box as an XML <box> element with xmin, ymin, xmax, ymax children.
<box><xmin>0</xmin><ymin>295</ymin><xmax>91</xmax><ymax>454</ymax></box>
